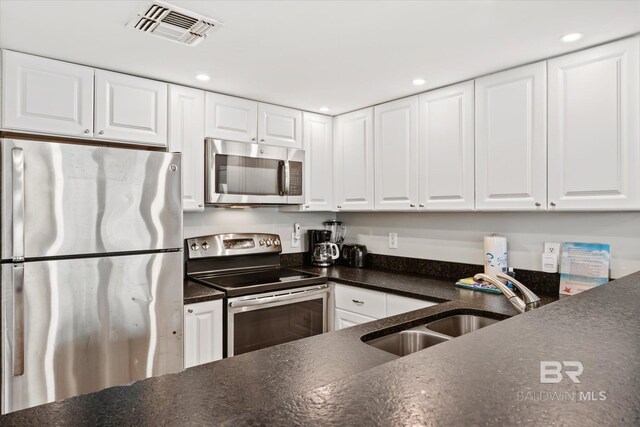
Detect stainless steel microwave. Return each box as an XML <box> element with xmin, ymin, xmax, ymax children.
<box><xmin>205</xmin><ymin>139</ymin><xmax>304</xmax><ymax>206</ymax></box>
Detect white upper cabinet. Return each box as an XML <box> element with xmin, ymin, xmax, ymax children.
<box><xmin>168</xmin><ymin>84</ymin><xmax>205</xmax><ymax>212</ymax></box>
<box><xmin>333</xmin><ymin>107</ymin><xmax>375</xmax><ymax>211</ymax></box>
<box><xmin>205</xmin><ymin>93</ymin><xmax>258</xmax><ymax>143</ymax></box>
<box><xmin>418</xmin><ymin>81</ymin><xmax>475</xmax><ymax>211</ymax></box>
<box><xmin>95</xmin><ymin>70</ymin><xmax>168</xmax><ymax>146</ymax></box>
<box><xmin>475</xmin><ymin>62</ymin><xmax>547</xmax><ymax>211</ymax></box>
<box><xmin>374</xmin><ymin>96</ymin><xmax>419</xmax><ymax>211</ymax></box>
<box><xmin>258</xmin><ymin>103</ymin><xmax>302</xmax><ymax>148</ymax></box>
<box><xmin>302</xmin><ymin>112</ymin><xmax>333</xmax><ymax>210</ymax></box>
<box><xmin>548</xmin><ymin>37</ymin><xmax>640</xmax><ymax>210</ymax></box>
<box><xmin>1</xmin><ymin>50</ymin><xmax>94</xmax><ymax>137</ymax></box>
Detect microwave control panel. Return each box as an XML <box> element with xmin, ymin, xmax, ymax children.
<box><xmin>289</xmin><ymin>162</ymin><xmax>303</xmax><ymax>196</ymax></box>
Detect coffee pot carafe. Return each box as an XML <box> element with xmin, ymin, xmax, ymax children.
<box><xmin>312</xmin><ymin>242</ymin><xmax>339</xmax><ymax>267</ymax></box>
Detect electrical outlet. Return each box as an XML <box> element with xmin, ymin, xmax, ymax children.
<box><xmin>388</xmin><ymin>232</ymin><xmax>398</xmax><ymax>249</ymax></box>
<box><xmin>291</xmin><ymin>232</ymin><xmax>300</xmax><ymax>248</ymax></box>
<box><xmin>544</xmin><ymin>242</ymin><xmax>561</xmax><ymax>255</ymax></box>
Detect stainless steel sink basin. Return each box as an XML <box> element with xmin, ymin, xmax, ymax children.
<box><xmin>365</xmin><ymin>327</ymin><xmax>451</xmax><ymax>357</ymax></box>
<box><xmin>364</xmin><ymin>314</ymin><xmax>502</xmax><ymax>356</ymax></box>
<box><xmin>425</xmin><ymin>314</ymin><xmax>499</xmax><ymax>337</ymax></box>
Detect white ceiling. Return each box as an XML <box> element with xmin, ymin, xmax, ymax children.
<box><xmin>1</xmin><ymin>0</ymin><xmax>640</xmax><ymax>115</ymax></box>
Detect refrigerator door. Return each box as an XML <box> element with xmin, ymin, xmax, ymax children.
<box><xmin>1</xmin><ymin>139</ymin><xmax>182</xmax><ymax>260</ymax></box>
<box><xmin>1</xmin><ymin>252</ymin><xmax>183</xmax><ymax>414</ymax></box>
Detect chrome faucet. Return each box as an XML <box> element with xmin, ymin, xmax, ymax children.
<box><xmin>473</xmin><ymin>273</ymin><xmax>541</xmax><ymax>313</ymax></box>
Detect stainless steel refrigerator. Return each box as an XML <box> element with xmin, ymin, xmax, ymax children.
<box><xmin>0</xmin><ymin>138</ymin><xmax>183</xmax><ymax>414</ymax></box>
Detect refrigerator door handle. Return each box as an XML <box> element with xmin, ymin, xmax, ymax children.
<box><xmin>12</xmin><ymin>263</ymin><xmax>25</xmax><ymax>376</ymax></box>
<box><xmin>12</xmin><ymin>147</ymin><xmax>25</xmax><ymax>262</ymax></box>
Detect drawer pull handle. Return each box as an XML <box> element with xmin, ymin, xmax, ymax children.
<box><xmin>187</xmin><ymin>309</ymin><xmax>194</xmax><ymax>314</ymax></box>
<box><xmin>352</xmin><ymin>299</ymin><xmax>364</xmax><ymax>305</ymax></box>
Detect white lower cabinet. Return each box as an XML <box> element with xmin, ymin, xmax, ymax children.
<box><xmin>333</xmin><ymin>283</ymin><xmax>438</xmax><ymax>330</ymax></box>
<box><xmin>184</xmin><ymin>300</ymin><xmax>223</xmax><ymax>369</ymax></box>
<box><xmin>335</xmin><ymin>308</ymin><xmax>377</xmax><ymax>330</ymax></box>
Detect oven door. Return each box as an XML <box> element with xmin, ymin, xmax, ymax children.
<box><xmin>226</xmin><ymin>284</ymin><xmax>329</xmax><ymax>357</ymax></box>
<box><xmin>205</xmin><ymin>139</ymin><xmax>288</xmax><ymax>205</ymax></box>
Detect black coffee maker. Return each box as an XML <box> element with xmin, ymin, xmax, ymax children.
<box><xmin>306</xmin><ymin>229</ymin><xmax>332</xmax><ymax>266</ymax></box>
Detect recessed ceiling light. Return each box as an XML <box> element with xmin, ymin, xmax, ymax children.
<box><xmin>561</xmin><ymin>33</ymin><xmax>583</xmax><ymax>43</ymax></box>
<box><xmin>319</xmin><ymin>107</ymin><xmax>329</xmax><ymax>112</ymax></box>
<box><xmin>412</xmin><ymin>78</ymin><xmax>426</xmax><ymax>86</ymax></box>
<box><xmin>195</xmin><ymin>74</ymin><xmax>210</xmax><ymax>81</ymax></box>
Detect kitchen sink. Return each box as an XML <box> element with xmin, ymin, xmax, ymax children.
<box><xmin>365</xmin><ymin>327</ymin><xmax>451</xmax><ymax>357</ymax></box>
<box><xmin>364</xmin><ymin>313</ymin><xmax>502</xmax><ymax>357</ymax></box>
<box><xmin>425</xmin><ymin>314</ymin><xmax>499</xmax><ymax>337</ymax></box>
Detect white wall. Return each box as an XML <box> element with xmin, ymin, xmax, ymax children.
<box><xmin>337</xmin><ymin>212</ymin><xmax>640</xmax><ymax>279</ymax></box>
<box><xmin>184</xmin><ymin>208</ymin><xmax>336</xmax><ymax>253</ymax></box>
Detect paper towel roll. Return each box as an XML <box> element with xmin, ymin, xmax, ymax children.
<box><xmin>484</xmin><ymin>235</ymin><xmax>508</xmax><ymax>276</ymax></box>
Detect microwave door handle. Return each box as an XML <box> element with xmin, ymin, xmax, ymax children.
<box><xmin>284</xmin><ymin>161</ymin><xmax>291</xmax><ymax>196</ymax></box>
<box><xmin>278</xmin><ymin>160</ymin><xmax>286</xmax><ymax>196</ymax></box>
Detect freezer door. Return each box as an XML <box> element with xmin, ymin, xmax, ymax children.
<box><xmin>1</xmin><ymin>252</ymin><xmax>183</xmax><ymax>414</ymax></box>
<box><xmin>1</xmin><ymin>139</ymin><xmax>182</xmax><ymax>260</ymax></box>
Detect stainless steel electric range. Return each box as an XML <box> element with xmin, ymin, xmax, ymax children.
<box><xmin>185</xmin><ymin>233</ymin><xmax>329</xmax><ymax>357</ymax></box>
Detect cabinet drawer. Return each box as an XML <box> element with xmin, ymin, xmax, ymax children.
<box><xmin>386</xmin><ymin>293</ymin><xmax>438</xmax><ymax>317</ymax></box>
<box><xmin>334</xmin><ymin>283</ymin><xmax>386</xmax><ymax>318</ymax></box>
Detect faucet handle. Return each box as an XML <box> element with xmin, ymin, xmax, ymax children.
<box><xmin>495</xmin><ymin>273</ymin><xmax>541</xmax><ymax>308</ymax></box>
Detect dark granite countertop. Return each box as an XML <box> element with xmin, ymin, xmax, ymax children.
<box><xmin>183</xmin><ymin>278</ymin><xmax>224</xmax><ymax>304</ymax></box>
<box><xmin>292</xmin><ymin>264</ymin><xmax>551</xmax><ymax>303</ymax></box>
<box><xmin>3</xmin><ymin>267</ymin><xmax>637</xmax><ymax>426</ymax></box>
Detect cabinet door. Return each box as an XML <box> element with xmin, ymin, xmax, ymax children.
<box><xmin>548</xmin><ymin>37</ymin><xmax>640</xmax><ymax>210</ymax></box>
<box><xmin>258</xmin><ymin>103</ymin><xmax>302</xmax><ymax>148</ymax></box>
<box><xmin>95</xmin><ymin>70</ymin><xmax>168</xmax><ymax>146</ymax></box>
<box><xmin>333</xmin><ymin>107</ymin><xmax>375</xmax><ymax>211</ymax></box>
<box><xmin>386</xmin><ymin>293</ymin><xmax>437</xmax><ymax>317</ymax></box>
<box><xmin>302</xmin><ymin>112</ymin><xmax>333</xmax><ymax>210</ymax></box>
<box><xmin>374</xmin><ymin>96</ymin><xmax>419</xmax><ymax>210</ymax></box>
<box><xmin>168</xmin><ymin>85</ymin><xmax>205</xmax><ymax>212</ymax></box>
<box><xmin>2</xmin><ymin>50</ymin><xmax>94</xmax><ymax>137</ymax></box>
<box><xmin>418</xmin><ymin>82</ymin><xmax>474</xmax><ymax>211</ymax></box>
<box><xmin>184</xmin><ymin>300</ymin><xmax>223</xmax><ymax>369</ymax></box>
<box><xmin>475</xmin><ymin>62</ymin><xmax>547</xmax><ymax>211</ymax></box>
<box><xmin>335</xmin><ymin>308</ymin><xmax>377</xmax><ymax>330</ymax></box>
<box><xmin>205</xmin><ymin>93</ymin><xmax>258</xmax><ymax>143</ymax></box>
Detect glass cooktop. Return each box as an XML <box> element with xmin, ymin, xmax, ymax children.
<box><xmin>192</xmin><ymin>268</ymin><xmax>326</xmax><ymax>297</ymax></box>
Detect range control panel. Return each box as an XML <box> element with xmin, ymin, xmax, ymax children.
<box><xmin>186</xmin><ymin>233</ymin><xmax>282</xmax><ymax>259</ymax></box>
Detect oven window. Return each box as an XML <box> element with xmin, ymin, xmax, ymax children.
<box><xmin>233</xmin><ymin>298</ymin><xmax>324</xmax><ymax>356</ymax></box>
<box><xmin>215</xmin><ymin>154</ymin><xmax>281</xmax><ymax>196</ymax></box>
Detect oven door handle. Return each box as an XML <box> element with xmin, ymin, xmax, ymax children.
<box><xmin>229</xmin><ymin>285</ymin><xmax>329</xmax><ymax>309</ymax></box>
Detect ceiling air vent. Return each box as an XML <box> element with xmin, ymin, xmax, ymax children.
<box><xmin>128</xmin><ymin>1</ymin><xmax>223</xmax><ymax>46</ymax></box>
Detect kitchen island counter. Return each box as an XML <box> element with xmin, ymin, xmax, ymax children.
<box><xmin>4</xmin><ymin>268</ymin><xmax>637</xmax><ymax>426</ymax></box>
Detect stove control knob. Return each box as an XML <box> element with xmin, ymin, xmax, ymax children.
<box><xmin>274</xmin><ymin>239</ymin><xmax>281</xmax><ymax>246</ymax></box>
<box><xmin>266</xmin><ymin>239</ymin><xmax>272</xmax><ymax>247</ymax></box>
<box><xmin>259</xmin><ymin>239</ymin><xmax>265</xmax><ymax>246</ymax></box>
<box><xmin>190</xmin><ymin>243</ymin><xmax>199</xmax><ymax>252</ymax></box>
<box><xmin>201</xmin><ymin>241</ymin><xmax>209</xmax><ymax>251</ymax></box>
